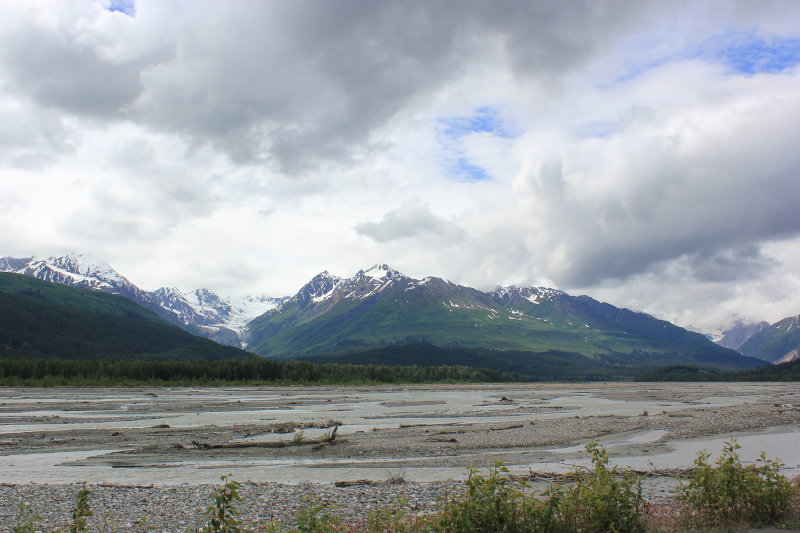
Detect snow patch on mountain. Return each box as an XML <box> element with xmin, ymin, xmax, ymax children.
<box><xmin>152</xmin><ymin>286</ymin><xmax>284</xmax><ymax>338</ymax></box>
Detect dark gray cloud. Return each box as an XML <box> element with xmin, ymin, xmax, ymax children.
<box><xmin>0</xmin><ymin>18</ymin><xmax>166</xmax><ymax>118</ymax></box>
<box><xmin>513</xmin><ymin>81</ymin><xmax>800</xmax><ymax>289</ymax></box>
<box><xmin>124</xmin><ymin>1</ymin><xmax>657</xmax><ymax>172</ymax></box>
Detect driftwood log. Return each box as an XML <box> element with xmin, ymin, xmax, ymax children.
<box><xmin>334</xmin><ymin>479</ymin><xmax>381</xmax><ymax>487</ymax></box>
<box><xmin>489</xmin><ymin>424</ymin><xmax>524</xmax><ymax>431</ymax></box>
<box><xmin>515</xmin><ymin>466</ymin><xmax>694</xmax><ymax>482</ymax></box>
<box><xmin>191</xmin><ymin>426</ymin><xmax>338</xmax><ymax>450</ymax></box>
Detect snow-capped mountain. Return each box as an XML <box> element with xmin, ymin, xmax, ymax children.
<box><xmin>12</xmin><ymin>253</ymin><xmax>150</xmax><ymax>303</ymax></box>
<box><xmin>736</xmin><ymin>314</ymin><xmax>800</xmax><ymax>363</ymax></box>
<box><xmin>0</xmin><ymin>253</ymin><xmax>283</xmax><ymax>347</ymax></box>
<box><xmin>151</xmin><ymin>286</ymin><xmax>285</xmax><ymax>346</ymax></box>
<box><xmin>0</xmin><ymin>255</ymin><xmax>767</xmax><ymax>369</ymax></box>
<box><xmin>489</xmin><ymin>286</ymin><xmax>564</xmax><ymax>306</ymax></box>
<box><xmin>243</xmin><ymin>263</ymin><xmax>753</xmax><ymax>369</ymax></box>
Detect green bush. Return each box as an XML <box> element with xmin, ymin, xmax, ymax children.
<box><xmin>200</xmin><ymin>475</ymin><xmax>243</xmax><ymax>533</ymax></box>
<box><xmin>291</xmin><ymin>499</ymin><xmax>341</xmax><ymax>533</ymax></box>
<box><xmin>679</xmin><ymin>439</ymin><xmax>795</xmax><ymax>528</ymax></box>
<box><xmin>545</xmin><ymin>442</ymin><xmax>646</xmax><ymax>532</ymax></box>
<box><xmin>434</xmin><ymin>461</ymin><xmax>547</xmax><ymax>532</ymax></box>
<box><xmin>11</xmin><ymin>503</ymin><xmax>41</xmax><ymax>533</ymax></box>
<box><xmin>433</xmin><ymin>444</ymin><xmax>646</xmax><ymax>533</ymax></box>
<box><xmin>68</xmin><ymin>482</ymin><xmax>93</xmax><ymax>533</ymax></box>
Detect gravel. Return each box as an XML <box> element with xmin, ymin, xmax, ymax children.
<box><xmin>0</xmin><ymin>480</ymin><xmax>461</xmax><ymax>531</ymax></box>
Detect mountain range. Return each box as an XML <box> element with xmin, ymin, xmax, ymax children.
<box><xmin>0</xmin><ymin>254</ymin><xmax>283</xmax><ymax>347</ymax></box>
<box><xmin>0</xmin><ymin>271</ymin><xmax>248</xmax><ymax>361</ymax></box>
<box><xmin>2</xmin><ymin>253</ymin><xmax>791</xmax><ymax>372</ymax></box>
<box><xmin>242</xmin><ymin>264</ymin><xmax>758</xmax><ymax>370</ymax></box>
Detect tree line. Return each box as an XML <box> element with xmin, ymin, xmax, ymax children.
<box><xmin>0</xmin><ymin>357</ymin><xmax>519</xmax><ymax>386</ymax></box>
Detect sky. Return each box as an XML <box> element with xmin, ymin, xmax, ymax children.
<box><xmin>1</xmin><ymin>0</ymin><xmax>800</xmax><ymax>334</ymax></box>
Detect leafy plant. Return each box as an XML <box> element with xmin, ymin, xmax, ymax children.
<box><xmin>68</xmin><ymin>482</ymin><xmax>94</xmax><ymax>533</ymax></box>
<box><xmin>367</xmin><ymin>498</ymin><xmax>421</xmax><ymax>533</ymax></box>
<box><xmin>545</xmin><ymin>442</ymin><xmax>646</xmax><ymax>533</ymax></box>
<box><xmin>434</xmin><ymin>461</ymin><xmax>546</xmax><ymax>532</ymax></box>
<box><xmin>292</xmin><ymin>430</ymin><xmax>306</xmax><ymax>444</ymax></box>
<box><xmin>202</xmin><ymin>474</ymin><xmax>243</xmax><ymax>533</ymax></box>
<box><xmin>293</xmin><ymin>499</ymin><xmax>340</xmax><ymax>532</ymax></box>
<box><xmin>12</xmin><ymin>502</ymin><xmax>42</xmax><ymax>533</ymax></box>
<box><xmin>679</xmin><ymin>439</ymin><xmax>795</xmax><ymax>528</ymax></box>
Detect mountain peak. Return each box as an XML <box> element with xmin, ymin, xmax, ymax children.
<box><xmin>40</xmin><ymin>252</ymin><xmax>125</xmax><ymax>283</ymax></box>
<box><xmin>358</xmin><ymin>263</ymin><xmax>404</xmax><ymax>280</ymax></box>
<box><xmin>296</xmin><ymin>270</ymin><xmax>342</xmax><ymax>302</ymax></box>
<box><xmin>153</xmin><ymin>286</ymin><xmax>184</xmax><ymax>298</ymax></box>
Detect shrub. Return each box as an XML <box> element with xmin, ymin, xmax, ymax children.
<box><xmin>433</xmin><ymin>461</ymin><xmax>547</xmax><ymax>532</ymax></box>
<box><xmin>293</xmin><ymin>500</ymin><xmax>341</xmax><ymax>533</ymax></box>
<box><xmin>12</xmin><ymin>502</ymin><xmax>41</xmax><ymax>533</ymax></box>
<box><xmin>679</xmin><ymin>439</ymin><xmax>795</xmax><ymax>528</ymax></box>
<box><xmin>69</xmin><ymin>482</ymin><xmax>93</xmax><ymax>533</ymax></box>
<box><xmin>367</xmin><ymin>498</ymin><xmax>419</xmax><ymax>533</ymax></box>
<box><xmin>545</xmin><ymin>442</ymin><xmax>646</xmax><ymax>533</ymax></box>
<box><xmin>201</xmin><ymin>474</ymin><xmax>243</xmax><ymax>533</ymax></box>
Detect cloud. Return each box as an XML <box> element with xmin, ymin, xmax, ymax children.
<box><xmin>510</xmin><ymin>61</ymin><xmax>800</xmax><ymax>288</ymax></box>
<box><xmin>355</xmin><ymin>202</ymin><xmax>466</xmax><ymax>244</ymax></box>
<box><xmin>0</xmin><ymin>0</ymin><xmax>659</xmax><ymax>173</ymax></box>
<box><xmin>0</xmin><ymin>3</ymin><xmax>166</xmax><ymax>118</ymax></box>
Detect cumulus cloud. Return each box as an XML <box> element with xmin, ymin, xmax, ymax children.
<box><xmin>0</xmin><ymin>3</ymin><xmax>166</xmax><ymax>118</ymax></box>
<box><xmin>510</xmin><ymin>62</ymin><xmax>800</xmax><ymax>288</ymax></box>
<box><xmin>355</xmin><ymin>202</ymin><xmax>466</xmax><ymax>243</ymax></box>
<box><xmin>0</xmin><ymin>0</ymin><xmax>659</xmax><ymax>172</ymax></box>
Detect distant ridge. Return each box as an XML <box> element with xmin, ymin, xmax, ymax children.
<box><xmin>0</xmin><ymin>255</ymin><xmax>767</xmax><ymax>373</ymax></box>
<box><xmin>0</xmin><ymin>253</ymin><xmax>284</xmax><ymax>347</ymax></box>
<box><xmin>0</xmin><ymin>272</ymin><xmax>249</xmax><ymax>361</ymax></box>
<box><xmin>244</xmin><ymin>264</ymin><xmax>762</xmax><ymax>371</ymax></box>
<box><xmin>737</xmin><ymin>314</ymin><xmax>800</xmax><ymax>363</ymax></box>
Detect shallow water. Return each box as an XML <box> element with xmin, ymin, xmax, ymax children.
<box><xmin>0</xmin><ymin>384</ymin><xmax>797</xmax><ymax>485</ymax></box>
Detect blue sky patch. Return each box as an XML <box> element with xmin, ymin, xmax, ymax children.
<box><xmin>107</xmin><ymin>0</ymin><xmax>135</xmax><ymax>16</ymax></box>
<box><xmin>439</xmin><ymin>106</ymin><xmax>515</xmax><ymax>140</ymax></box>
<box><xmin>718</xmin><ymin>35</ymin><xmax>800</xmax><ymax>74</ymax></box>
<box><xmin>612</xmin><ymin>32</ymin><xmax>800</xmax><ymax>86</ymax></box>
<box><xmin>445</xmin><ymin>156</ymin><xmax>491</xmax><ymax>182</ymax></box>
<box><xmin>436</xmin><ymin>106</ymin><xmax>516</xmax><ymax>181</ymax></box>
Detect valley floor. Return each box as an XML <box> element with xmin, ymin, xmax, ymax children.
<box><xmin>0</xmin><ymin>383</ymin><xmax>798</xmax><ymax>530</ymax></box>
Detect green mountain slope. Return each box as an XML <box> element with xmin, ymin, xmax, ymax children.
<box><xmin>0</xmin><ymin>271</ymin><xmax>163</xmax><ymax>323</ymax></box>
<box><xmin>642</xmin><ymin>358</ymin><xmax>800</xmax><ymax>381</ymax></box>
<box><xmin>301</xmin><ymin>342</ymin><xmax>763</xmax><ymax>380</ymax></box>
<box><xmin>738</xmin><ymin>315</ymin><xmax>800</xmax><ymax>363</ymax></box>
<box><xmin>0</xmin><ymin>272</ymin><xmax>249</xmax><ymax>360</ymax></box>
<box><xmin>245</xmin><ymin>266</ymin><xmax>756</xmax><ymax>371</ymax></box>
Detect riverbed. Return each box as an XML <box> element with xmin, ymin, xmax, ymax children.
<box><xmin>0</xmin><ymin>383</ymin><xmax>798</xmax><ymax>529</ymax></box>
